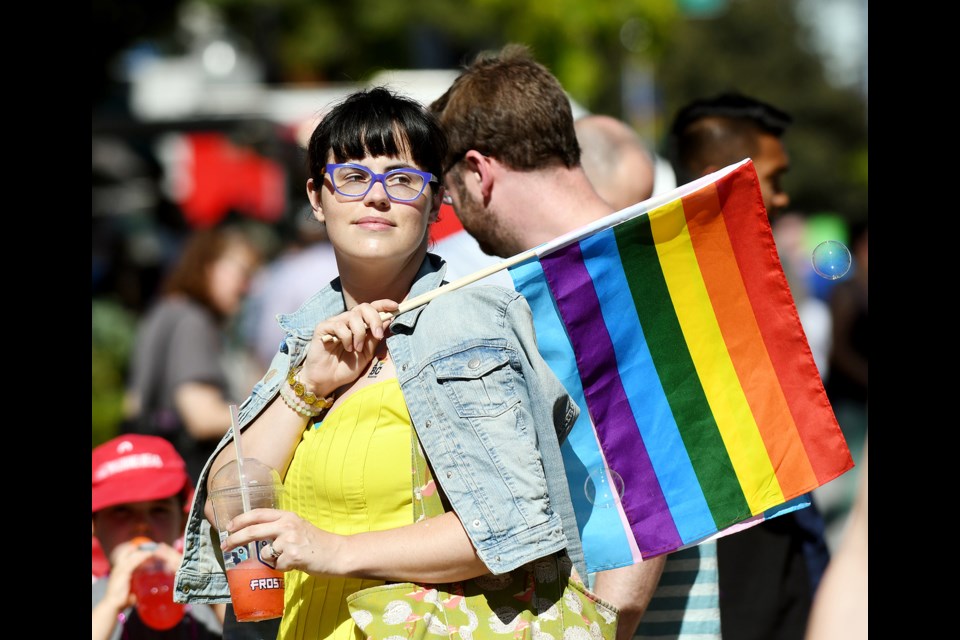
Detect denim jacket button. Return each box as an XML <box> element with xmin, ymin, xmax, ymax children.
<box><xmin>467</xmin><ymin>358</ymin><xmax>481</xmax><ymax>369</ymax></box>
<box><xmin>472</xmin><ymin>519</ymin><xmax>482</xmax><ymax>528</ymax></box>
<box><xmin>425</xmin><ymin>420</ymin><xmax>431</xmax><ymax>428</ymax></box>
<box><xmin>446</xmin><ymin>471</ymin><xmax>453</xmax><ymax>478</ymax></box>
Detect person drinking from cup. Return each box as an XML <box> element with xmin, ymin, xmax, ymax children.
<box><xmin>176</xmin><ymin>87</ymin><xmax>618</xmax><ymax>640</ymax></box>
<box><xmin>92</xmin><ymin>434</ymin><xmax>223</xmax><ymax>640</ymax></box>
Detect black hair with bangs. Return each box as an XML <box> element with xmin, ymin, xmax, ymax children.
<box><xmin>306</xmin><ymin>86</ymin><xmax>448</xmax><ymax>185</ymax></box>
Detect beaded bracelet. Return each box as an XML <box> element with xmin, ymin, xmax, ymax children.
<box><xmin>278</xmin><ymin>366</ymin><xmax>334</xmax><ymax>418</ymax></box>
<box><xmin>278</xmin><ymin>382</ymin><xmax>319</xmax><ymax>418</ymax></box>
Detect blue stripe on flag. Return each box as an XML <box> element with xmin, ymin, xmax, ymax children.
<box><xmin>580</xmin><ymin>229</ymin><xmax>715</xmax><ymax>544</ymax></box>
<box><xmin>762</xmin><ymin>493</ymin><xmax>811</xmax><ymax>519</ymax></box>
<box><xmin>510</xmin><ymin>258</ymin><xmax>634</xmax><ymax>572</ymax></box>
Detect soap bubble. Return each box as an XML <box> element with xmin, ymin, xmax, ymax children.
<box><xmin>811</xmin><ymin>240</ymin><xmax>852</xmax><ymax>280</ymax></box>
<box><xmin>584</xmin><ymin>466</ymin><xmax>625</xmax><ymax>508</ymax></box>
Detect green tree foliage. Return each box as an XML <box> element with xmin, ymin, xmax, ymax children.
<box><xmin>203</xmin><ymin>0</ymin><xmax>678</xmax><ymax>111</ymax></box>
<box><xmin>94</xmin><ymin>1</ymin><xmax>865</xmax><ymax>225</ymax></box>
<box><xmin>198</xmin><ymin>0</ymin><xmax>863</xmax><ymax>221</ymax></box>
<box><xmin>655</xmin><ymin>0</ymin><xmax>867</xmax><ymax>222</ymax></box>
<box><xmin>463</xmin><ymin>0</ymin><xmax>678</xmax><ymax>115</ymax></box>
<box><xmin>92</xmin><ymin>299</ymin><xmax>138</xmax><ymax>447</ymax></box>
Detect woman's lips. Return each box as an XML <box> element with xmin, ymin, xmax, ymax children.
<box><xmin>355</xmin><ymin>216</ymin><xmax>395</xmax><ymax>230</ymax></box>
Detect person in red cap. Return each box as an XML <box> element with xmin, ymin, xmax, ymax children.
<box><xmin>92</xmin><ymin>434</ymin><xmax>223</xmax><ymax>640</ymax></box>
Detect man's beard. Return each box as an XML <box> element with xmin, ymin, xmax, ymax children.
<box><xmin>450</xmin><ymin>172</ymin><xmax>523</xmax><ymax>258</ymax></box>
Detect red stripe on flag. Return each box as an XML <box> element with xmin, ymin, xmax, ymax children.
<box><xmin>683</xmin><ymin>182</ymin><xmax>819</xmax><ymax>497</ymax></box>
<box><xmin>716</xmin><ymin>165</ymin><xmax>852</xmax><ymax>486</ymax></box>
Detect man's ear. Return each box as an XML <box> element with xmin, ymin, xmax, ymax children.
<box><xmin>306</xmin><ymin>178</ymin><xmax>325</xmax><ymax>223</ymax></box>
<box><xmin>463</xmin><ymin>150</ymin><xmax>495</xmax><ymax>203</ymax></box>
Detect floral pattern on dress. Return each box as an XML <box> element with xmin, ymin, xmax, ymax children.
<box><xmin>344</xmin><ymin>436</ymin><xmax>619</xmax><ymax>640</ymax></box>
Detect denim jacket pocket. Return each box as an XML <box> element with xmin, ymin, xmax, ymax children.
<box><xmin>432</xmin><ymin>344</ymin><xmax>519</xmax><ymax>418</ymax></box>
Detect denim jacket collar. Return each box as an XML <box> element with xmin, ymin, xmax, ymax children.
<box><xmin>277</xmin><ymin>253</ymin><xmax>446</xmax><ymax>338</ymax></box>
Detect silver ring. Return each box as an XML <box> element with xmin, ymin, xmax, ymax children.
<box><xmin>266</xmin><ymin>543</ymin><xmax>282</xmax><ymax>560</ymax></box>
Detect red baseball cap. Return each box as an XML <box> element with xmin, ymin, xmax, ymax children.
<box><xmin>92</xmin><ymin>435</ymin><xmax>191</xmax><ymax>513</ymax></box>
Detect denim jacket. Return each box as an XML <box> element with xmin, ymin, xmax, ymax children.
<box><xmin>174</xmin><ymin>254</ymin><xmax>586</xmax><ymax>603</ymax></box>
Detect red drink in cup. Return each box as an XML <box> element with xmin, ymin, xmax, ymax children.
<box><xmin>131</xmin><ymin>564</ymin><xmax>186</xmax><ymax>629</ymax></box>
<box><xmin>129</xmin><ymin>536</ymin><xmax>186</xmax><ymax>630</ymax></box>
<box><xmin>210</xmin><ymin>459</ymin><xmax>286</xmax><ymax>622</ymax></box>
<box><xmin>224</xmin><ymin>555</ymin><xmax>285</xmax><ymax>622</ymax></box>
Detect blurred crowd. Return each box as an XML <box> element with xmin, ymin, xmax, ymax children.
<box><xmin>92</xmin><ymin>50</ymin><xmax>866</xmax><ymax>640</ymax></box>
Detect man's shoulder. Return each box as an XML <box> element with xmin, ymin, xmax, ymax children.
<box><xmin>147</xmin><ymin>296</ymin><xmax>213</xmax><ymax>326</ymax></box>
<box><xmin>135</xmin><ymin>298</ymin><xmax>203</xmax><ymax>349</ymax></box>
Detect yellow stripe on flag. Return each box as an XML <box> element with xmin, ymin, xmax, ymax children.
<box><xmin>649</xmin><ymin>199</ymin><xmax>784</xmax><ymax>513</ymax></box>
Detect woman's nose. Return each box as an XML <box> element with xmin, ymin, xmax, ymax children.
<box><xmin>363</xmin><ymin>179</ymin><xmax>391</xmax><ymax>209</ymax></box>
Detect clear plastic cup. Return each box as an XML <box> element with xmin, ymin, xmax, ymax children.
<box><xmin>210</xmin><ymin>458</ymin><xmax>285</xmax><ymax>622</ymax></box>
<box><xmin>129</xmin><ymin>537</ymin><xmax>185</xmax><ymax>630</ymax></box>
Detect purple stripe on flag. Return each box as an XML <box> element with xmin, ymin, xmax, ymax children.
<box><xmin>541</xmin><ymin>242</ymin><xmax>682</xmax><ymax>555</ymax></box>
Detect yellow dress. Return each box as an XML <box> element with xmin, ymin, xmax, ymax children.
<box><xmin>278</xmin><ymin>379</ymin><xmax>413</xmax><ymax>640</ymax></box>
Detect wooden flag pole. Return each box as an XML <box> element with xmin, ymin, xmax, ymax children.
<box><xmin>320</xmin><ymin>249</ymin><xmax>538</xmax><ymax>343</ymax></box>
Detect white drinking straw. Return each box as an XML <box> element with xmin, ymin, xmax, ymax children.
<box><xmin>229</xmin><ymin>404</ymin><xmax>252</xmax><ymax>514</ymax></box>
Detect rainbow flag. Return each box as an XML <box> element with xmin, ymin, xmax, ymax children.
<box><xmin>508</xmin><ymin>160</ymin><xmax>853</xmax><ymax>572</ymax></box>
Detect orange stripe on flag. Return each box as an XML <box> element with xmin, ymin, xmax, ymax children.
<box><xmin>715</xmin><ymin>168</ymin><xmax>852</xmax><ymax>486</ymax></box>
<box><xmin>683</xmin><ymin>184</ymin><xmax>819</xmax><ymax>499</ymax></box>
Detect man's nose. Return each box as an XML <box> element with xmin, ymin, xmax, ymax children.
<box><xmin>772</xmin><ymin>191</ymin><xmax>790</xmax><ymax>211</ymax></box>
